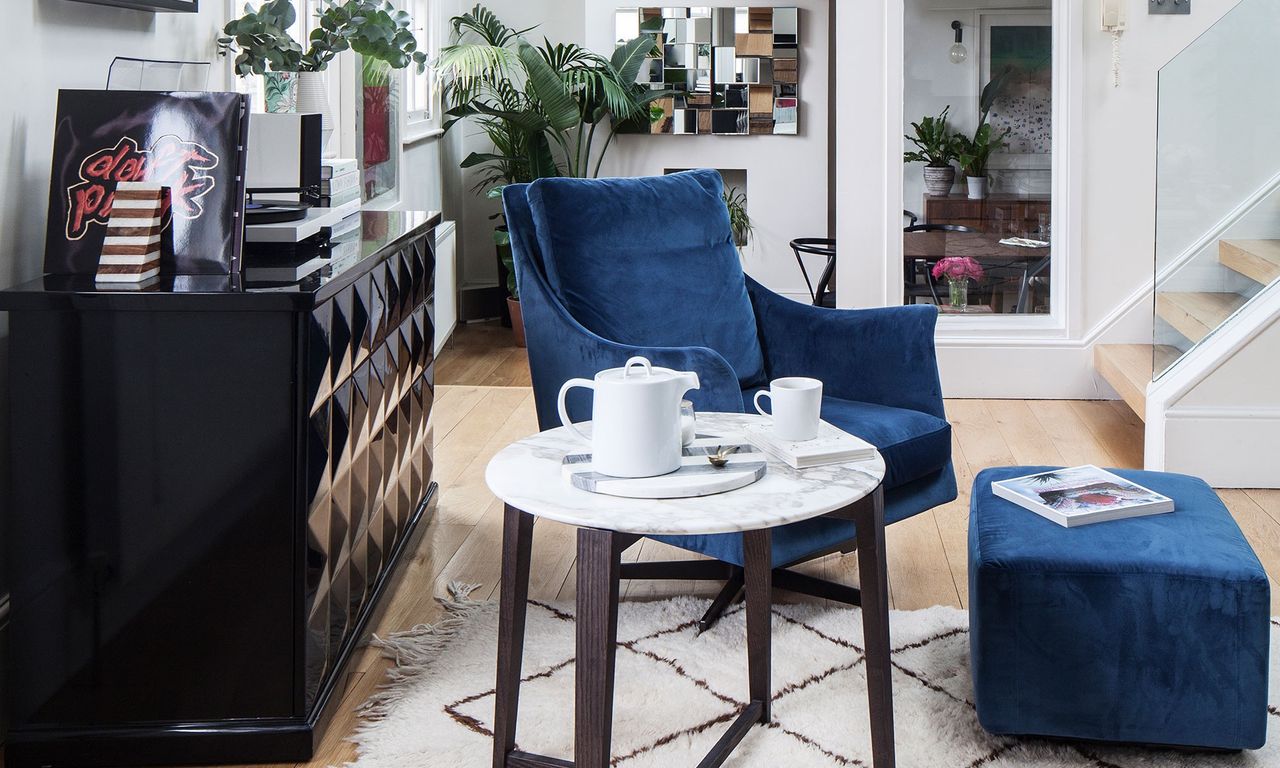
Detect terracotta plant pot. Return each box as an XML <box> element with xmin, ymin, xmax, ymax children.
<box><xmin>507</xmin><ymin>297</ymin><xmax>526</xmax><ymax>347</ymax></box>
<box><xmin>923</xmin><ymin>165</ymin><xmax>956</xmax><ymax>196</ymax></box>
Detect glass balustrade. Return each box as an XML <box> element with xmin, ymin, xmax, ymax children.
<box><xmin>1154</xmin><ymin>0</ymin><xmax>1280</xmax><ymax>377</ymax></box>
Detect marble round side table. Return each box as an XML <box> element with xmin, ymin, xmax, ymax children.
<box><xmin>484</xmin><ymin>412</ymin><xmax>892</xmax><ymax>768</ymax></box>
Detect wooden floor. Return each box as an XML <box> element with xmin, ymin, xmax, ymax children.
<box><xmin>180</xmin><ymin>322</ymin><xmax>1280</xmax><ymax>767</ymax></box>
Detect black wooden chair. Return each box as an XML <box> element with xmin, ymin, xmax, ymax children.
<box><xmin>790</xmin><ymin>237</ymin><xmax>837</xmax><ymax>308</ymax></box>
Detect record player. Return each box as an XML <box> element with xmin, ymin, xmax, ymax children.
<box><xmin>243</xmin><ymin>113</ymin><xmax>359</xmax><ymax>242</ymax></box>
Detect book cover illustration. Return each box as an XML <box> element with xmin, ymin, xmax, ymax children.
<box><xmin>995</xmin><ymin>466</ymin><xmax>1172</xmax><ymax>516</ymax></box>
<box><xmin>44</xmin><ymin>90</ymin><xmax>250</xmax><ymax>276</ymax></box>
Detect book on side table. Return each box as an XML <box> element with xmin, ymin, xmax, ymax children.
<box><xmin>741</xmin><ymin>419</ymin><xmax>877</xmax><ymax>469</ymax></box>
<box><xmin>991</xmin><ymin>465</ymin><xmax>1174</xmax><ymax>528</ymax></box>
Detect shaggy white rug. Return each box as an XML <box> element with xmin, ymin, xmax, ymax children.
<box><xmin>349</xmin><ymin>588</ymin><xmax>1280</xmax><ymax>767</ymax></box>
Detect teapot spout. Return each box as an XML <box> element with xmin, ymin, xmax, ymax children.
<box><xmin>679</xmin><ymin>370</ymin><xmax>700</xmax><ymax>396</ymax></box>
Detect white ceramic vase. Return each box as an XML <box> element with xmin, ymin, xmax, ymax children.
<box><xmin>296</xmin><ymin>70</ymin><xmax>335</xmax><ymax>148</ymax></box>
<box><xmin>967</xmin><ymin>175</ymin><xmax>988</xmax><ymax>200</ymax></box>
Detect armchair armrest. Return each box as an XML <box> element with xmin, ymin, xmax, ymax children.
<box><xmin>747</xmin><ymin>277</ymin><xmax>945</xmax><ymax>419</ymax></box>
<box><xmin>522</xmin><ymin>273</ymin><xmax>744</xmax><ymax>430</ymax></box>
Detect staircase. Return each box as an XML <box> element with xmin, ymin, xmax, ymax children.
<box><xmin>1088</xmin><ymin>0</ymin><xmax>1280</xmax><ymax>486</ymax></box>
<box><xmin>1096</xmin><ymin>238</ymin><xmax>1280</xmax><ymax>420</ymax></box>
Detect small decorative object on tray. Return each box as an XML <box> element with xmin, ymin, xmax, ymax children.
<box><xmin>991</xmin><ymin>465</ymin><xmax>1174</xmax><ymax>528</ymax></box>
<box><xmin>741</xmin><ymin>419</ymin><xmax>877</xmax><ymax>469</ymax></box>
<box><xmin>562</xmin><ymin>438</ymin><xmax>765</xmax><ymax>499</ymax></box>
<box><xmin>95</xmin><ymin>182</ymin><xmax>171</xmax><ymax>283</ymax></box>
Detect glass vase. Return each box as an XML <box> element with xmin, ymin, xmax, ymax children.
<box><xmin>947</xmin><ymin>278</ymin><xmax>969</xmax><ymax>310</ymax></box>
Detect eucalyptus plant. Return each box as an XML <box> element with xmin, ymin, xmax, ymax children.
<box><xmin>219</xmin><ymin>0</ymin><xmax>428</xmax><ymax>76</ymax></box>
<box><xmin>219</xmin><ymin>0</ymin><xmax>303</xmax><ymax>75</ymax></box>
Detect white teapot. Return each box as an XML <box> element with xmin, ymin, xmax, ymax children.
<box><xmin>557</xmin><ymin>357</ymin><xmax>700</xmax><ymax>478</ymax></box>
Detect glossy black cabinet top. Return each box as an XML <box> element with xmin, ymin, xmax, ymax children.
<box><xmin>0</xmin><ymin>210</ymin><xmax>441</xmax><ymax>312</ymax></box>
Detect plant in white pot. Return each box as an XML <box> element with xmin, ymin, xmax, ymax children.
<box><xmin>955</xmin><ymin>122</ymin><xmax>1008</xmax><ymax>200</ymax></box>
<box><xmin>904</xmin><ymin>106</ymin><xmax>961</xmax><ymax>197</ymax></box>
<box><xmin>955</xmin><ymin>77</ymin><xmax>1010</xmax><ymax>201</ymax></box>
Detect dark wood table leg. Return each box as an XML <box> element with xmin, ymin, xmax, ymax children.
<box><xmin>493</xmin><ymin>504</ymin><xmax>535</xmax><ymax>768</ymax></box>
<box><xmin>575</xmin><ymin>527</ymin><xmax>626</xmax><ymax>768</ymax></box>
<box><xmin>743</xmin><ymin>528</ymin><xmax>772</xmax><ymax>723</ymax></box>
<box><xmin>853</xmin><ymin>485</ymin><xmax>895</xmax><ymax>768</ymax></box>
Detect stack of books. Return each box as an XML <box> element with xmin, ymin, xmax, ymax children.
<box><xmin>319</xmin><ymin>159</ymin><xmax>361</xmax><ymax>209</ymax></box>
<box><xmin>741</xmin><ymin>420</ymin><xmax>877</xmax><ymax>469</ymax></box>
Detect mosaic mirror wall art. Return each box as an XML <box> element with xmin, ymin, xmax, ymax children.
<box><xmin>615</xmin><ymin>6</ymin><xmax>799</xmax><ymax>136</ymax></box>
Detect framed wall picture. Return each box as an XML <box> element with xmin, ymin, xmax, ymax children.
<box><xmin>979</xmin><ymin>12</ymin><xmax>1052</xmax><ymax>167</ymax></box>
<box><xmin>66</xmin><ymin>0</ymin><xmax>198</xmax><ymax>11</ymax></box>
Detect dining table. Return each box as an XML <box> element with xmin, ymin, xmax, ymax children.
<box><xmin>903</xmin><ymin>230</ymin><xmax>1049</xmax><ymax>264</ymax></box>
<box><xmin>903</xmin><ymin>230</ymin><xmax>1051</xmax><ymax>313</ymax></box>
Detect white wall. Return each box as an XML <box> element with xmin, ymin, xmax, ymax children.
<box><xmin>583</xmin><ymin>1</ymin><xmax>831</xmax><ymax>300</ymax></box>
<box><xmin>902</xmin><ymin>2</ymin><xmax>976</xmax><ymax>215</ymax></box>
<box><xmin>837</xmin><ymin>0</ymin><xmax>1248</xmax><ymax>398</ymax></box>
<box><xmin>447</xmin><ymin>1</ymin><xmax>829</xmax><ymax>300</ymax></box>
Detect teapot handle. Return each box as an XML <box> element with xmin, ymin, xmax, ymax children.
<box><xmin>556</xmin><ymin>378</ymin><xmax>595</xmax><ymax>445</ymax></box>
<box><xmin>621</xmin><ymin>356</ymin><xmax>652</xmax><ymax>378</ymax></box>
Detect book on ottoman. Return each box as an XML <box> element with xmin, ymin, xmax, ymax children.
<box><xmin>991</xmin><ymin>464</ymin><xmax>1173</xmax><ymax>527</ymax></box>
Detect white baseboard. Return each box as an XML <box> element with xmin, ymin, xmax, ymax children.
<box><xmin>1162</xmin><ymin>406</ymin><xmax>1280</xmax><ymax>488</ymax></box>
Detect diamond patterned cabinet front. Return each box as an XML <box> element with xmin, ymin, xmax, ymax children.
<box><xmin>303</xmin><ymin>231</ymin><xmax>438</xmax><ymax>713</ymax></box>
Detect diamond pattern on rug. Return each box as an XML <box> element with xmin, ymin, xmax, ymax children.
<box><xmin>350</xmin><ymin>595</ymin><xmax>1280</xmax><ymax>768</ymax></box>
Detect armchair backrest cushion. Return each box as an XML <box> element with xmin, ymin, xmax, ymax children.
<box><xmin>525</xmin><ymin>170</ymin><xmax>766</xmax><ymax>388</ymax></box>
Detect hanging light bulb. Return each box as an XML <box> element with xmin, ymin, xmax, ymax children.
<box><xmin>949</xmin><ymin>20</ymin><xmax>968</xmax><ymax>64</ymax></box>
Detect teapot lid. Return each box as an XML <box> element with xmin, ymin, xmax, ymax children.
<box><xmin>597</xmin><ymin>356</ymin><xmax>688</xmax><ymax>384</ymax></box>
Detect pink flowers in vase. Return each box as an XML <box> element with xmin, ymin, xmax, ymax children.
<box><xmin>932</xmin><ymin>256</ymin><xmax>984</xmax><ymax>283</ymax></box>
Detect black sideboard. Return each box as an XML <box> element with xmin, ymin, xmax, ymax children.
<box><xmin>0</xmin><ymin>210</ymin><xmax>441</xmax><ymax>767</ymax></box>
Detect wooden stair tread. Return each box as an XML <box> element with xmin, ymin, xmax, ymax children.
<box><xmin>1155</xmin><ymin>291</ymin><xmax>1248</xmax><ymax>343</ymax></box>
<box><xmin>1220</xmin><ymin>239</ymin><xmax>1280</xmax><ymax>286</ymax></box>
<box><xmin>1094</xmin><ymin>344</ymin><xmax>1181</xmax><ymax>420</ymax></box>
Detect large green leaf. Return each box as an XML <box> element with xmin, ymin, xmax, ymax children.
<box><xmin>517</xmin><ymin>39</ymin><xmax>579</xmax><ymax>132</ymax></box>
<box><xmin>526</xmin><ymin>132</ymin><xmax>559</xmax><ymax>180</ymax></box>
<box><xmin>611</xmin><ymin>35</ymin><xmax>658</xmax><ymax>86</ymax></box>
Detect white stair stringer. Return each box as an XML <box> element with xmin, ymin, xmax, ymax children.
<box><xmin>1144</xmin><ymin>277</ymin><xmax>1280</xmax><ymax>488</ymax></box>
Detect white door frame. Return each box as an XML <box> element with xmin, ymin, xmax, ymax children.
<box><xmin>837</xmin><ymin>0</ymin><xmax>1083</xmax><ymax>344</ymax></box>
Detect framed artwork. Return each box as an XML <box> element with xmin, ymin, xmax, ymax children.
<box><xmin>615</xmin><ymin>7</ymin><xmax>800</xmax><ymax>136</ymax></box>
<box><xmin>980</xmin><ymin>12</ymin><xmax>1052</xmax><ymax>164</ymax></box>
<box><xmin>66</xmin><ymin>0</ymin><xmax>198</xmax><ymax>11</ymax></box>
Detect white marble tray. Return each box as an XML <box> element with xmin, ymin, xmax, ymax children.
<box><xmin>561</xmin><ymin>437</ymin><xmax>766</xmax><ymax>499</ymax></box>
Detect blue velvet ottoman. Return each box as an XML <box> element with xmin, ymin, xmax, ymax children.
<box><xmin>969</xmin><ymin>467</ymin><xmax>1270</xmax><ymax>750</ymax></box>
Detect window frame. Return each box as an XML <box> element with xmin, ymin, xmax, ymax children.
<box><xmin>402</xmin><ymin>0</ymin><xmax>442</xmax><ymax>143</ymax></box>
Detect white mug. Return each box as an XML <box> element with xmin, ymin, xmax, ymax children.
<box><xmin>753</xmin><ymin>377</ymin><xmax>822</xmax><ymax>441</ymax></box>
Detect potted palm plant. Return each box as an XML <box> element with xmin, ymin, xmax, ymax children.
<box><xmin>723</xmin><ymin>186</ymin><xmax>753</xmax><ymax>250</ymax></box>
<box><xmin>904</xmin><ymin>106</ymin><xmax>961</xmax><ymax>197</ymax></box>
<box><xmin>436</xmin><ymin>4</ymin><xmax>667</xmax><ymax>344</ymax></box>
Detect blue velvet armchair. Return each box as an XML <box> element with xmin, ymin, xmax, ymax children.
<box><xmin>503</xmin><ymin>170</ymin><xmax>957</xmax><ymax>627</ymax></box>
